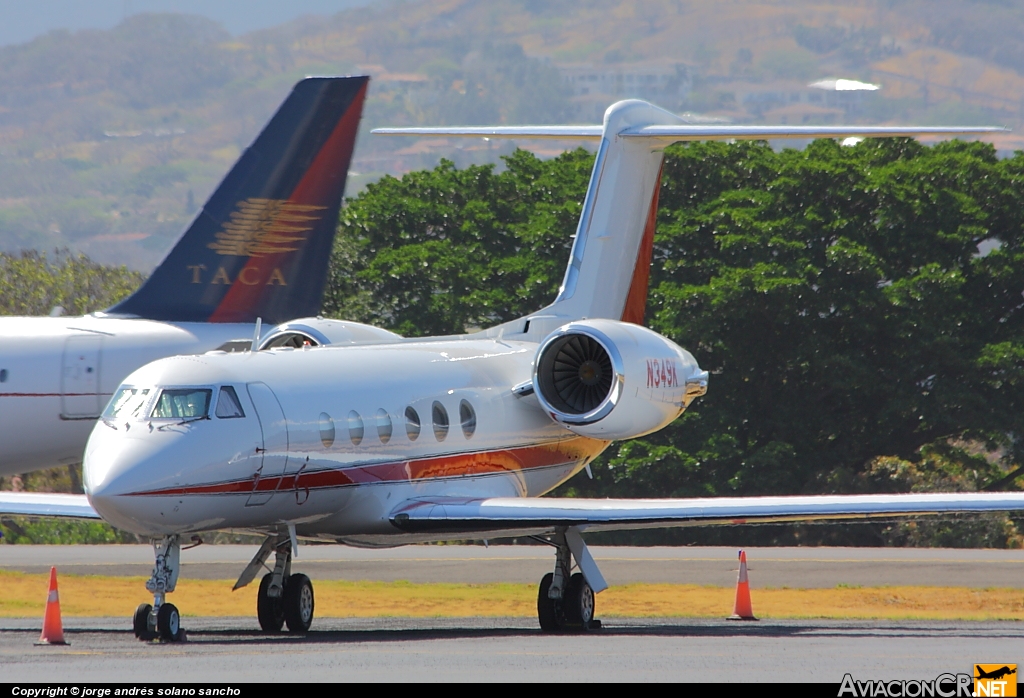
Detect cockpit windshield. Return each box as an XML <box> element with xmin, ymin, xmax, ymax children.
<box><xmin>150</xmin><ymin>388</ymin><xmax>212</xmax><ymax>419</ymax></box>
<box><xmin>103</xmin><ymin>388</ymin><xmax>151</xmax><ymax>420</ymax></box>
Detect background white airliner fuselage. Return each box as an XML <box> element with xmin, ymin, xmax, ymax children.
<box><xmin>0</xmin><ymin>316</ymin><xmax>253</xmax><ymax>476</ymax></box>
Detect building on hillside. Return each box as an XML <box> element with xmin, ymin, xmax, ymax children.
<box><xmin>560</xmin><ymin>61</ymin><xmax>693</xmax><ymax>121</ymax></box>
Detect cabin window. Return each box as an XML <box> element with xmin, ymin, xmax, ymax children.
<box><xmin>460</xmin><ymin>399</ymin><xmax>477</xmax><ymax>439</ymax></box>
<box><xmin>376</xmin><ymin>408</ymin><xmax>393</xmax><ymax>444</ymax></box>
<box><xmin>319</xmin><ymin>412</ymin><xmax>335</xmax><ymax>448</ymax></box>
<box><xmin>405</xmin><ymin>406</ymin><xmax>421</xmax><ymax>441</ymax></box>
<box><xmin>215</xmin><ymin>386</ymin><xmax>245</xmax><ymax>418</ymax></box>
<box><xmin>348</xmin><ymin>410</ymin><xmax>364</xmax><ymax>446</ymax></box>
<box><xmin>104</xmin><ymin>387</ymin><xmax>151</xmax><ymax>420</ymax></box>
<box><xmin>0</xmin><ymin>369</ymin><xmax>7</xmax><ymax>382</ymax></box>
<box><xmin>150</xmin><ymin>388</ymin><xmax>211</xmax><ymax>419</ymax></box>
<box><xmin>432</xmin><ymin>401</ymin><xmax>449</xmax><ymax>442</ymax></box>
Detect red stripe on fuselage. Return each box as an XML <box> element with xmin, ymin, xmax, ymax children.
<box><xmin>208</xmin><ymin>83</ymin><xmax>368</xmax><ymax>323</ymax></box>
<box><xmin>125</xmin><ymin>436</ymin><xmax>609</xmax><ymax>497</ymax></box>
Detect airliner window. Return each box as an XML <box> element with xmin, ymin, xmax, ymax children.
<box><xmin>215</xmin><ymin>386</ymin><xmax>245</xmax><ymax>419</ymax></box>
<box><xmin>104</xmin><ymin>387</ymin><xmax>151</xmax><ymax>420</ymax></box>
<box><xmin>348</xmin><ymin>410</ymin><xmax>364</xmax><ymax>446</ymax></box>
<box><xmin>376</xmin><ymin>408</ymin><xmax>393</xmax><ymax>444</ymax></box>
<box><xmin>460</xmin><ymin>399</ymin><xmax>477</xmax><ymax>439</ymax></box>
<box><xmin>405</xmin><ymin>406</ymin><xmax>421</xmax><ymax>441</ymax></box>
<box><xmin>150</xmin><ymin>389</ymin><xmax>211</xmax><ymax>419</ymax></box>
<box><xmin>432</xmin><ymin>401</ymin><xmax>449</xmax><ymax>442</ymax></box>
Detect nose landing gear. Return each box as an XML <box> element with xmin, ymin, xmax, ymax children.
<box><xmin>133</xmin><ymin>535</ymin><xmax>185</xmax><ymax>642</ymax></box>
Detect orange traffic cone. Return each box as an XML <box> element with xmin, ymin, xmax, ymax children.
<box><xmin>727</xmin><ymin>549</ymin><xmax>758</xmax><ymax>621</ymax></box>
<box><xmin>35</xmin><ymin>566</ymin><xmax>68</xmax><ymax>645</ymax></box>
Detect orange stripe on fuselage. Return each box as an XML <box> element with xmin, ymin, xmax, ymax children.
<box><xmin>620</xmin><ymin>164</ymin><xmax>662</xmax><ymax>326</ymax></box>
<box><xmin>126</xmin><ymin>435</ymin><xmax>609</xmax><ymax>497</ymax></box>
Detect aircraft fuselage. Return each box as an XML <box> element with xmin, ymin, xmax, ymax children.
<box><xmin>82</xmin><ymin>337</ymin><xmax>646</xmax><ymax>543</ymax></box>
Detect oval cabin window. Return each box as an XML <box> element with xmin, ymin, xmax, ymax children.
<box><xmin>319</xmin><ymin>412</ymin><xmax>335</xmax><ymax>448</ymax></box>
<box><xmin>460</xmin><ymin>399</ymin><xmax>476</xmax><ymax>439</ymax></box>
<box><xmin>432</xmin><ymin>401</ymin><xmax>449</xmax><ymax>442</ymax></box>
<box><xmin>405</xmin><ymin>406</ymin><xmax>421</xmax><ymax>441</ymax></box>
<box><xmin>376</xmin><ymin>408</ymin><xmax>393</xmax><ymax>444</ymax></box>
<box><xmin>348</xmin><ymin>410</ymin><xmax>364</xmax><ymax>446</ymax></box>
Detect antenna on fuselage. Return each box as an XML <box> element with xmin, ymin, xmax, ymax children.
<box><xmin>251</xmin><ymin>317</ymin><xmax>262</xmax><ymax>352</ymax></box>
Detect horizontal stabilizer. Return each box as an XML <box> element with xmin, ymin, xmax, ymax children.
<box><xmin>0</xmin><ymin>492</ymin><xmax>100</xmax><ymax>519</ymax></box>
<box><xmin>622</xmin><ymin>124</ymin><xmax>1008</xmax><ymax>142</ymax></box>
<box><xmin>390</xmin><ymin>492</ymin><xmax>1024</xmax><ymax>536</ymax></box>
<box><xmin>373</xmin><ymin>125</ymin><xmax>603</xmax><ymax>139</ymax></box>
<box><xmin>374</xmin><ymin>124</ymin><xmax>1005</xmax><ymax>142</ymax></box>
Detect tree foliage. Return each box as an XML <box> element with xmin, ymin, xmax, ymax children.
<box><xmin>0</xmin><ymin>249</ymin><xmax>144</xmax><ymax>316</ymax></box>
<box><xmin>323</xmin><ymin>148</ymin><xmax>591</xmax><ymax>336</ymax></box>
<box><xmin>325</xmin><ymin>139</ymin><xmax>1024</xmax><ymax>545</ymax></box>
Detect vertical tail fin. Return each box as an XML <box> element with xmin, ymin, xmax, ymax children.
<box><xmin>547</xmin><ymin>100</ymin><xmax>681</xmax><ymax>325</ymax></box>
<box><xmin>107</xmin><ymin>76</ymin><xmax>369</xmax><ymax>324</ymax></box>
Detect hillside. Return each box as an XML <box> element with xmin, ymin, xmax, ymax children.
<box><xmin>1</xmin><ymin>0</ymin><xmax>1023</xmax><ymax>270</ymax></box>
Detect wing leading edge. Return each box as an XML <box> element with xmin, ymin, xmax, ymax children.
<box><xmin>389</xmin><ymin>492</ymin><xmax>1024</xmax><ymax>537</ymax></box>
<box><xmin>0</xmin><ymin>492</ymin><xmax>99</xmax><ymax>519</ymax></box>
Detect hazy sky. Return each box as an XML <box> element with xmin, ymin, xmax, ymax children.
<box><xmin>0</xmin><ymin>1</ymin><xmax>378</xmax><ymax>46</ymax></box>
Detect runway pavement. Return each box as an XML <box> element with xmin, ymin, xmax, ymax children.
<box><xmin>0</xmin><ymin>617</ymin><xmax>1018</xmax><ymax>682</ymax></box>
<box><xmin>1</xmin><ymin>544</ymin><xmax>1023</xmax><ymax>587</ymax></box>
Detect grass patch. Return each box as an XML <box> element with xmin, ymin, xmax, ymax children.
<box><xmin>1</xmin><ymin>570</ymin><xmax>1022</xmax><ymax>620</ymax></box>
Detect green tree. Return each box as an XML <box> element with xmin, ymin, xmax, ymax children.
<box><xmin>325</xmin><ymin>139</ymin><xmax>1024</xmax><ymax>546</ymax></box>
<box><xmin>0</xmin><ymin>249</ymin><xmax>144</xmax><ymax>316</ymax></box>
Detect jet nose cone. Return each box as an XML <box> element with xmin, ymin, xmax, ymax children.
<box><xmin>83</xmin><ymin>424</ymin><xmax>167</xmax><ymax>534</ymax></box>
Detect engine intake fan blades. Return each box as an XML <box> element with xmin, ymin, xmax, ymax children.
<box><xmin>538</xmin><ymin>334</ymin><xmax>614</xmax><ymax>415</ymax></box>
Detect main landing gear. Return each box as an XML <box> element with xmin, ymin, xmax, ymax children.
<box><xmin>535</xmin><ymin>528</ymin><xmax>607</xmax><ymax>633</ymax></box>
<box><xmin>236</xmin><ymin>532</ymin><xmax>315</xmax><ymax>633</ymax></box>
<box><xmin>133</xmin><ymin>535</ymin><xmax>185</xmax><ymax>642</ymax></box>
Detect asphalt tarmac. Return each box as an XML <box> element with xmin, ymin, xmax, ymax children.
<box><xmin>2</xmin><ymin>544</ymin><xmax>1023</xmax><ymax>587</ymax></box>
<box><xmin>0</xmin><ymin>617</ymin><xmax>1018</xmax><ymax>682</ymax></box>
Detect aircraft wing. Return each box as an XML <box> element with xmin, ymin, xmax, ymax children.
<box><xmin>0</xmin><ymin>492</ymin><xmax>100</xmax><ymax>519</ymax></box>
<box><xmin>389</xmin><ymin>492</ymin><xmax>1024</xmax><ymax>537</ymax></box>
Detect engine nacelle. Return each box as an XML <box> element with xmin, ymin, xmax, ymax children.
<box><xmin>532</xmin><ymin>319</ymin><xmax>708</xmax><ymax>440</ymax></box>
<box><xmin>260</xmin><ymin>317</ymin><xmax>402</xmax><ymax>349</ymax></box>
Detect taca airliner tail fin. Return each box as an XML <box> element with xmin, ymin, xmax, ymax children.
<box><xmin>108</xmin><ymin>76</ymin><xmax>369</xmax><ymax>324</ymax></box>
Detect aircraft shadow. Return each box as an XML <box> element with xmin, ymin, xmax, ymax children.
<box><xmin>165</xmin><ymin>620</ymin><xmax>1020</xmax><ymax>646</ymax></box>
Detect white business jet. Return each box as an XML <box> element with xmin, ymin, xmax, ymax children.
<box><xmin>0</xmin><ymin>76</ymin><xmax>397</xmax><ymax>478</ymax></box>
<box><xmin>2</xmin><ymin>99</ymin><xmax>1020</xmax><ymax>642</ymax></box>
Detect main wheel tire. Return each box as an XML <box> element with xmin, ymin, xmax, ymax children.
<box><xmin>133</xmin><ymin>603</ymin><xmax>153</xmax><ymax>640</ymax></box>
<box><xmin>283</xmin><ymin>573</ymin><xmax>314</xmax><ymax>633</ymax></box>
<box><xmin>257</xmin><ymin>573</ymin><xmax>286</xmax><ymax>633</ymax></box>
<box><xmin>537</xmin><ymin>573</ymin><xmax>565</xmax><ymax>633</ymax></box>
<box><xmin>156</xmin><ymin>603</ymin><xmax>181</xmax><ymax>641</ymax></box>
<box><xmin>564</xmin><ymin>573</ymin><xmax>594</xmax><ymax>630</ymax></box>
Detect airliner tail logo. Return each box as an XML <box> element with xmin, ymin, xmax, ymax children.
<box><xmin>207</xmin><ymin>198</ymin><xmax>327</xmax><ymax>257</ymax></box>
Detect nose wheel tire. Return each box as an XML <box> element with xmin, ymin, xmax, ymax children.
<box><xmin>133</xmin><ymin>603</ymin><xmax>154</xmax><ymax>640</ymax></box>
<box><xmin>564</xmin><ymin>573</ymin><xmax>594</xmax><ymax>630</ymax></box>
<box><xmin>283</xmin><ymin>573</ymin><xmax>314</xmax><ymax>633</ymax></box>
<box><xmin>157</xmin><ymin>602</ymin><xmax>181</xmax><ymax>641</ymax></box>
<box><xmin>257</xmin><ymin>573</ymin><xmax>286</xmax><ymax>633</ymax></box>
<box><xmin>537</xmin><ymin>573</ymin><xmax>565</xmax><ymax>632</ymax></box>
